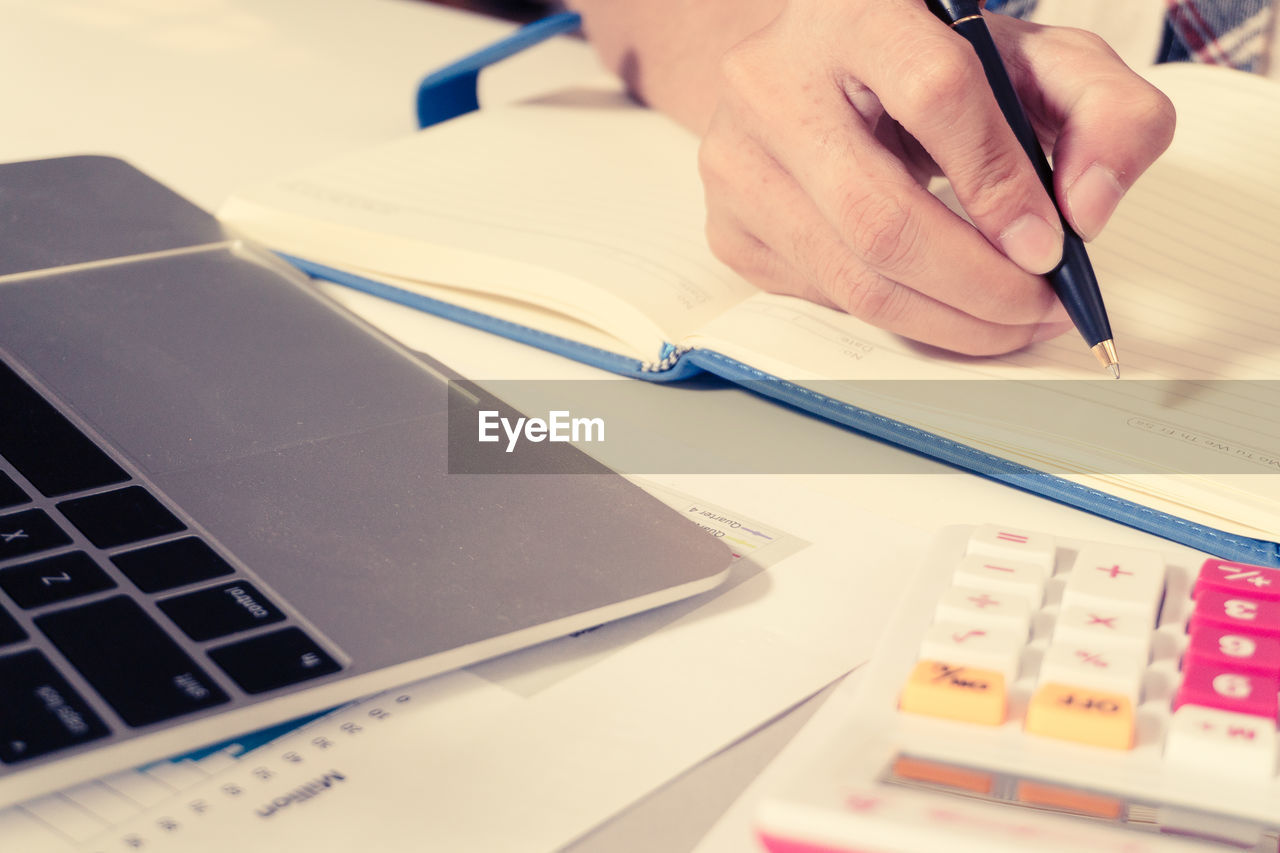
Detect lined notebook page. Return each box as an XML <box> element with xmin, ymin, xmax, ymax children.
<box><xmin>1022</xmin><ymin>64</ymin><xmax>1280</xmax><ymax>380</ymax></box>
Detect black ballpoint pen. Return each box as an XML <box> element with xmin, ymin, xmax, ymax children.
<box><xmin>924</xmin><ymin>0</ymin><xmax>1120</xmax><ymax>377</ymax></box>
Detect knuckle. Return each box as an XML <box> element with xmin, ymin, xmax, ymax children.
<box><xmin>837</xmin><ymin>188</ymin><xmax>921</xmax><ymax>272</ymax></box>
<box><xmin>961</xmin><ymin>149</ymin><xmax>1034</xmax><ymax>221</ymax></box>
<box><xmin>1129</xmin><ymin>87</ymin><xmax>1178</xmax><ymax>153</ymax></box>
<box><xmin>1047</xmin><ymin>25</ymin><xmax>1112</xmax><ymax>57</ymax></box>
<box><xmin>717</xmin><ymin>39</ymin><xmax>768</xmax><ymax>95</ymax></box>
<box><xmin>1076</xmin><ymin>81</ymin><xmax>1177</xmax><ymax>165</ymax></box>
<box><xmin>894</xmin><ymin>46</ymin><xmax>976</xmax><ymax>117</ymax></box>
<box><xmin>788</xmin><ymin>219</ymin><xmax>824</xmax><ymax>265</ymax></box>
<box><xmin>839</xmin><ymin>268</ymin><xmax>909</xmax><ymax>326</ymax></box>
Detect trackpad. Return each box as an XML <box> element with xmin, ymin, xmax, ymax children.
<box><xmin>0</xmin><ymin>246</ymin><xmax>448</xmax><ymax>475</ymax></box>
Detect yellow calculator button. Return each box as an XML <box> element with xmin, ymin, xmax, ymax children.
<box><xmin>1025</xmin><ymin>683</ymin><xmax>1134</xmax><ymax>749</ymax></box>
<box><xmin>899</xmin><ymin>660</ymin><xmax>1006</xmax><ymax>725</ymax></box>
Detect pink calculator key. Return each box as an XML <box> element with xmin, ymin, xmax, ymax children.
<box><xmin>1194</xmin><ymin>558</ymin><xmax>1280</xmax><ymax>601</ymax></box>
<box><xmin>1185</xmin><ymin>626</ymin><xmax>1280</xmax><ymax>677</ymax></box>
<box><xmin>1187</xmin><ymin>589</ymin><xmax>1280</xmax><ymax>640</ymax></box>
<box><xmin>1173</xmin><ymin>662</ymin><xmax>1279</xmax><ymax>719</ymax></box>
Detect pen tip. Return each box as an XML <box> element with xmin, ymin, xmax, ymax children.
<box><xmin>1090</xmin><ymin>340</ymin><xmax>1119</xmax><ymax>378</ymax></box>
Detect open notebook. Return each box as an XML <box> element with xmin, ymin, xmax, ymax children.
<box><xmin>217</xmin><ymin>63</ymin><xmax>1280</xmax><ymax>565</ymax></box>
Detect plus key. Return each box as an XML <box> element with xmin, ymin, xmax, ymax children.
<box><xmin>1061</xmin><ymin>546</ymin><xmax>1166</xmax><ymax>626</ymax></box>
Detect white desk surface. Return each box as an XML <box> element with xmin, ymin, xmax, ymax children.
<box><xmin>0</xmin><ymin>2</ymin><xmax>1186</xmax><ymax>850</ymax></box>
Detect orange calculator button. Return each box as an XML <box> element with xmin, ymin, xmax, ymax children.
<box><xmin>891</xmin><ymin>756</ymin><xmax>994</xmax><ymax>794</ymax></box>
<box><xmin>1025</xmin><ymin>683</ymin><xmax>1134</xmax><ymax>749</ymax></box>
<box><xmin>899</xmin><ymin>660</ymin><xmax>1006</xmax><ymax>725</ymax></box>
<box><xmin>1015</xmin><ymin>780</ymin><xmax>1124</xmax><ymax>819</ymax></box>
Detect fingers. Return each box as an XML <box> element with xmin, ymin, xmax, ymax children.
<box><xmin>700</xmin><ymin>119</ymin><xmax>1070</xmax><ymax>355</ymax></box>
<box><xmin>703</xmin><ymin>10</ymin><xmax>1066</xmax><ymax>354</ymax></box>
<box><xmin>696</xmin><ymin>0</ymin><xmax>1174</xmax><ymax>356</ymax></box>
<box><xmin>986</xmin><ymin>15</ymin><xmax>1177</xmax><ymax>240</ymax></box>
<box><xmin>838</xmin><ymin>0</ymin><xmax>1067</xmax><ymax>274</ymax></box>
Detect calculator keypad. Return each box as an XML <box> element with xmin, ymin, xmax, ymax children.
<box><xmin>899</xmin><ymin>524</ymin><xmax>1280</xmax><ymax>764</ymax></box>
<box><xmin>759</xmin><ymin>525</ymin><xmax>1280</xmax><ymax>853</ymax></box>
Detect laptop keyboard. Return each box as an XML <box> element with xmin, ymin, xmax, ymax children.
<box><xmin>0</xmin><ymin>358</ymin><xmax>342</xmax><ymax>769</ymax></box>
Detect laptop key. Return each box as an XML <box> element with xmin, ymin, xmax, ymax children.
<box><xmin>0</xmin><ymin>472</ymin><xmax>27</xmax><ymax>510</ymax></box>
<box><xmin>0</xmin><ymin>605</ymin><xmax>26</xmax><ymax>647</ymax></box>
<box><xmin>0</xmin><ymin>551</ymin><xmax>116</xmax><ymax>609</ymax></box>
<box><xmin>35</xmin><ymin>596</ymin><xmax>229</xmax><ymax>727</ymax></box>
<box><xmin>111</xmin><ymin>537</ymin><xmax>235</xmax><ymax>593</ymax></box>
<box><xmin>0</xmin><ymin>509</ymin><xmax>72</xmax><ymax>562</ymax></box>
<box><xmin>209</xmin><ymin>628</ymin><xmax>341</xmax><ymax>694</ymax></box>
<box><xmin>159</xmin><ymin>581</ymin><xmax>285</xmax><ymax>641</ymax></box>
<box><xmin>56</xmin><ymin>486</ymin><xmax>185</xmax><ymax>549</ymax></box>
<box><xmin>0</xmin><ymin>650</ymin><xmax>110</xmax><ymax>763</ymax></box>
<box><xmin>0</xmin><ymin>360</ymin><xmax>129</xmax><ymax>498</ymax></box>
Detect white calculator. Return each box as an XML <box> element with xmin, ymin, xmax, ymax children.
<box><xmin>755</xmin><ymin>524</ymin><xmax>1280</xmax><ymax>853</ymax></box>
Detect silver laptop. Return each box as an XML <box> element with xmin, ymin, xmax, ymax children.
<box><xmin>0</xmin><ymin>155</ymin><xmax>732</xmax><ymax>805</ymax></box>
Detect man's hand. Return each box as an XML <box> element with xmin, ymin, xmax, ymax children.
<box><xmin>571</xmin><ymin>0</ymin><xmax>1176</xmax><ymax>354</ymax></box>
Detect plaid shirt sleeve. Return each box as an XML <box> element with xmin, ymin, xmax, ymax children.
<box><xmin>984</xmin><ymin>0</ymin><xmax>1274</xmax><ymax>73</ymax></box>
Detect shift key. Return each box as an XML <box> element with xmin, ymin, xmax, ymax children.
<box><xmin>36</xmin><ymin>596</ymin><xmax>228</xmax><ymax>727</ymax></box>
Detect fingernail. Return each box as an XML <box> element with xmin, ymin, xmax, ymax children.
<box><xmin>1066</xmin><ymin>164</ymin><xmax>1124</xmax><ymax>241</ymax></box>
<box><xmin>998</xmin><ymin>213</ymin><xmax>1063</xmax><ymax>275</ymax></box>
